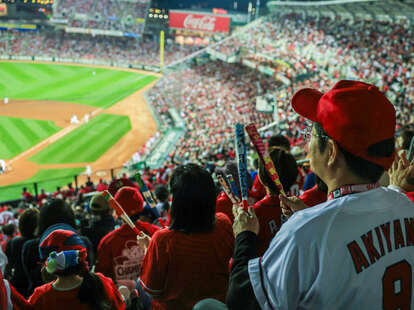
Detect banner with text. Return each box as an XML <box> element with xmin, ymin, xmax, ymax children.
<box><xmin>169</xmin><ymin>11</ymin><xmax>230</xmax><ymax>33</ymax></box>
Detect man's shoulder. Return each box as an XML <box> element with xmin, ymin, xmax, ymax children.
<box><xmin>283</xmin><ymin>187</ymin><xmax>414</xmax><ymax>240</ymax></box>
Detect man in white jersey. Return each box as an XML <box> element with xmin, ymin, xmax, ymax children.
<box><xmin>214</xmin><ymin>80</ymin><xmax>414</xmax><ymax>310</ymax></box>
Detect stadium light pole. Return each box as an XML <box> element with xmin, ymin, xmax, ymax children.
<box><xmin>256</xmin><ymin>0</ymin><xmax>260</xmax><ymax>19</ymax></box>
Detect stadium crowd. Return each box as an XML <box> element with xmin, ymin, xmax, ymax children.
<box><xmin>0</xmin><ymin>31</ymin><xmax>200</xmax><ymax>67</ymax></box>
<box><xmin>1</xmin><ymin>80</ymin><xmax>414</xmax><ymax>309</ymax></box>
<box><xmin>137</xmin><ymin>13</ymin><xmax>414</xmax><ymax>164</ymax></box>
<box><xmin>55</xmin><ymin>0</ymin><xmax>149</xmax><ymax>33</ymax></box>
<box><xmin>1</xmin><ymin>8</ymin><xmax>414</xmax><ymax>310</ymax></box>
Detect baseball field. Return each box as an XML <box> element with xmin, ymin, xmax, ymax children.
<box><xmin>0</xmin><ymin>61</ymin><xmax>160</xmax><ymax>201</ymax></box>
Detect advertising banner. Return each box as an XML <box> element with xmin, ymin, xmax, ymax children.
<box><xmin>169</xmin><ymin>11</ymin><xmax>230</xmax><ymax>33</ymax></box>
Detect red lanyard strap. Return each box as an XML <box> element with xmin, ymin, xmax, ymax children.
<box><xmin>328</xmin><ymin>183</ymin><xmax>380</xmax><ymax>200</ymax></box>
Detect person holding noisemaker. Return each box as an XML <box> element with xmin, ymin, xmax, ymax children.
<box><xmin>101</xmin><ymin>190</ymin><xmax>141</xmax><ymax>235</ymax></box>
<box><xmin>135</xmin><ymin>173</ymin><xmax>157</xmax><ymax>209</ymax></box>
<box><xmin>96</xmin><ymin>187</ymin><xmax>160</xmax><ymax>284</ymax></box>
<box><xmin>219</xmin><ymin>80</ymin><xmax>414</xmax><ymax>310</ymax></box>
<box><xmin>226</xmin><ymin>175</ymin><xmax>240</xmax><ymax>203</ymax></box>
<box><xmin>217</xmin><ymin>175</ymin><xmax>238</xmax><ymax>205</ymax></box>
<box><xmin>234</xmin><ymin>123</ymin><xmax>250</xmax><ymax>210</ymax></box>
<box><xmin>139</xmin><ymin>164</ymin><xmax>234</xmax><ymax>310</ymax></box>
<box><xmin>134</xmin><ymin>173</ymin><xmax>166</xmax><ymax>228</ymax></box>
<box><xmin>215</xmin><ymin>161</ymin><xmax>256</xmax><ymax>223</ymax></box>
<box><xmin>245</xmin><ymin>123</ymin><xmax>286</xmax><ymax>197</ymax></box>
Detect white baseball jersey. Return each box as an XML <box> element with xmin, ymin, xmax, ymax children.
<box><xmin>248</xmin><ymin>187</ymin><xmax>414</xmax><ymax>310</ymax></box>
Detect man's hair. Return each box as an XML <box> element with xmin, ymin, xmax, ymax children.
<box><xmin>258</xmin><ymin>148</ymin><xmax>298</xmax><ymax>195</ymax></box>
<box><xmin>19</xmin><ymin>208</ymin><xmax>39</xmax><ymax>238</ymax></box>
<box><xmin>38</xmin><ymin>199</ymin><xmax>76</xmax><ymax>235</ymax></box>
<box><xmin>314</xmin><ymin>123</ymin><xmax>394</xmax><ymax>183</ymax></box>
<box><xmin>268</xmin><ymin>134</ymin><xmax>291</xmax><ymax>151</ymax></box>
<box><xmin>401</xmin><ymin>129</ymin><xmax>414</xmax><ymax>150</ymax></box>
<box><xmin>169</xmin><ymin>164</ymin><xmax>216</xmax><ymax>234</ymax></box>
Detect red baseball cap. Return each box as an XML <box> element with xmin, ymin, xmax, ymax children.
<box><xmin>292</xmin><ymin>80</ymin><xmax>396</xmax><ymax>169</ymax></box>
<box><xmin>108</xmin><ymin>177</ymin><xmax>136</xmax><ymax>196</ymax></box>
<box><xmin>114</xmin><ymin>186</ymin><xmax>144</xmax><ymax>218</ymax></box>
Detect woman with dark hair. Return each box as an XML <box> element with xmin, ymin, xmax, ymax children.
<box><xmin>253</xmin><ymin>148</ymin><xmax>298</xmax><ymax>256</ymax></box>
<box><xmin>5</xmin><ymin>208</ymin><xmax>39</xmax><ymax>297</ymax></box>
<box><xmin>21</xmin><ymin>199</ymin><xmax>94</xmax><ymax>297</ymax></box>
<box><xmin>29</xmin><ymin>229</ymin><xmax>124</xmax><ymax>310</ymax></box>
<box><xmin>139</xmin><ymin>164</ymin><xmax>234</xmax><ymax>310</ymax></box>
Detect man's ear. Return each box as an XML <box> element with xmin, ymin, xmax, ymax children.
<box><xmin>327</xmin><ymin>140</ymin><xmax>339</xmax><ymax>167</ymax></box>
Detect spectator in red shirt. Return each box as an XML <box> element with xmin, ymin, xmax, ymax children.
<box><xmin>37</xmin><ymin>189</ymin><xmax>48</xmax><ymax>205</ymax></box>
<box><xmin>299</xmin><ymin>174</ymin><xmax>328</xmax><ymax>207</ymax></box>
<box><xmin>65</xmin><ymin>184</ymin><xmax>75</xmax><ymax>198</ymax></box>
<box><xmin>29</xmin><ymin>229</ymin><xmax>124</xmax><ymax>310</ymax></box>
<box><xmin>52</xmin><ymin>187</ymin><xmax>64</xmax><ymax>199</ymax></box>
<box><xmin>95</xmin><ymin>187</ymin><xmax>160</xmax><ymax>284</ymax></box>
<box><xmin>252</xmin><ymin>148</ymin><xmax>298</xmax><ymax>256</ymax></box>
<box><xmin>216</xmin><ymin>161</ymin><xmax>255</xmax><ymax>223</ymax></box>
<box><xmin>96</xmin><ymin>179</ymin><xmax>109</xmax><ymax>192</ymax></box>
<box><xmin>140</xmin><ymin>164</ymin><xmax>234</xmax><ymax>310</ymax></box>
<box><xmin>21</xmin><ymin>188</ymin><xmax>34</xmax><ymax>202</ymax></box>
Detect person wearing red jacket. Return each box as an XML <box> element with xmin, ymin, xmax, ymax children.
<box><xmin>30</xmin><ymin>229</ymin><xmax>124</xmax><ymax>310</ymax></box>
<box><xmin>252</xmin><ymin>148</ymin><xmax>299</xmax><ymax>256</ymax></box>
<box><xmin>299</xmin><ymin>175</ymin><xmax>328</xmax><ymax>207</ymax></box>
<box><xmin>216</xmin><ymin>161</ymin><xmax>257</xmax><ymax>223</ymax></box>
<box><xmin>96</xmin><ymin>187</ymin><xmax>160</xmax><ymax>283</ymax></box>
<box><xmin>140</xmin><ymin>164</ymin><xmax>234</xmax><ymax>310</ymax></box>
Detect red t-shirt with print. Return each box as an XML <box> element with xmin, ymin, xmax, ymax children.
<box><xmin>96</xmin><ymin>221</ymin><xmax>160</xmax><ymax>282</ymax></box>
<box><xmin>28</xmin><ymin>273</ymin><xmax>124</xmax><ymax>310</ymax></box>
<box><xmin>252</xmin><ymin>195</ymin><xmax>282</xmax><ymax>257</ymax></box>
<box><xmin>140</xmin><ymin>213</ymin><xmax>234</xmax><ymax>310</ymax></box>
<box><xmin>299</xmin><ymin>185</ymin><xmax>327</xmax><ymax>207</ymax></box>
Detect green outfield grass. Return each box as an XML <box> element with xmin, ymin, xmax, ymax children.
<box><xmin>0</xmin><ymin>116</ymin><xmax>61</xmax><ymax>159</ymax></box>
<box><xmin>29</xmin><ymin>113</ymin><xmax>131</xmax><ymax>164</ymax></box>
<box><xmin>0</xmin><ymin>167</ymin><xmax>85</xmax><ymax>201</ymax></box>
<box><xmin>0</xmin><ymin>62</ymin><xmax>158</xmax><ymax>108</ymax></box>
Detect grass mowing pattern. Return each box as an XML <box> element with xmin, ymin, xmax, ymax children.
<box><xmin>0</xmin><ymin>167</ymin><xmax>85</xmax><ymax>201</ymax></box>
<box><xmin>29</xmin><ymin>114</ymin><xmax>131</xmax><ymax>164</ymax></box>
<box><xmin>0</xmin><ymin>62</ymin><xmax>158</xmax><ymax>108</ymax></box>
<box><xmin>0</xmin><ymin>116</ymin><xmax>61</xmax><ymax>159</ymax></box>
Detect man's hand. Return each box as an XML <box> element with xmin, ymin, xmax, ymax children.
<box><xmin>232</xmin><ymin>205</ymin><xmax>259</xmax><ymax>237</ymax></box>
<box><xmin>279</xmin><ymin>195</ymin><xmax>309</xmax><ymax>219</ymax></box>
<box><xmin>389</xmin><ymin>151</ymin><xmax>414</xmax><ymax>191</ymax></box>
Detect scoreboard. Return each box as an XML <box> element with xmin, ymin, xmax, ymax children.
<box><xmin>0</xmin><ymin>0</ymin><xmax>53</xmax><ymax>19</ymax></box>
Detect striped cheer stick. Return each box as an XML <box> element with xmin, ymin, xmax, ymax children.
<box><xmin>226</xmin><ymin>174</ymin><xmax>240</xmax><ymax>203</ymax></box>
<box><xmin>135</xmin><ymin>173</ymin><xmax>157</xmax><ymax>209</ymax></box>
<box><xmin>102</xmin><ymin>190</ymin><xmax>141</xmax><ymax>235</ymax></box>
<box><xmin>245</xmin><ymin>123</ymin><xmax>286</xmax><ymax>196</ymax></box>
<box><xmin>135</xmin><ymin>173</ymin><xmax>166</xmax><ymax>228</ymax></box>
<box><xmin>217</xmin><ymin>174</ymin><xmax>239</xmax><ymax>204</ymax></box>
<box><xmin>234</xmin><ymin>123</ymin><xmax>249</xmax><ymax>210</ymax></box>
<box><xmin>408</xmin><ymin>136</ymin><xmax>414</xmax><ymax>162</ymax></box>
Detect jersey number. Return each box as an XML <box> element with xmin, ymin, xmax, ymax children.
<box><xmin>382</xmin><ymin>260</ymin><xmax>412</xmax><ymax>310</ymax></box>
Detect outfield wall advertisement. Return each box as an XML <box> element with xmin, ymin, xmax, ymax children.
<box><xmin>169</xmin><ymin>11</ymin><xmax>230</xmax><ymax>33</ymax></box>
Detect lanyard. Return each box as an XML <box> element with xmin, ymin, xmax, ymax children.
<box><xmin>328</xmin><ymin>183</ymin><xmax>380</xmax><ymax>200</ymax></box>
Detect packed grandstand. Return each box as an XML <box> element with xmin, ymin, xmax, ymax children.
<box><xmin>1</xmin><ymin>0</ymin><xmax>414</xmax><ymax>309</ymax></box>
